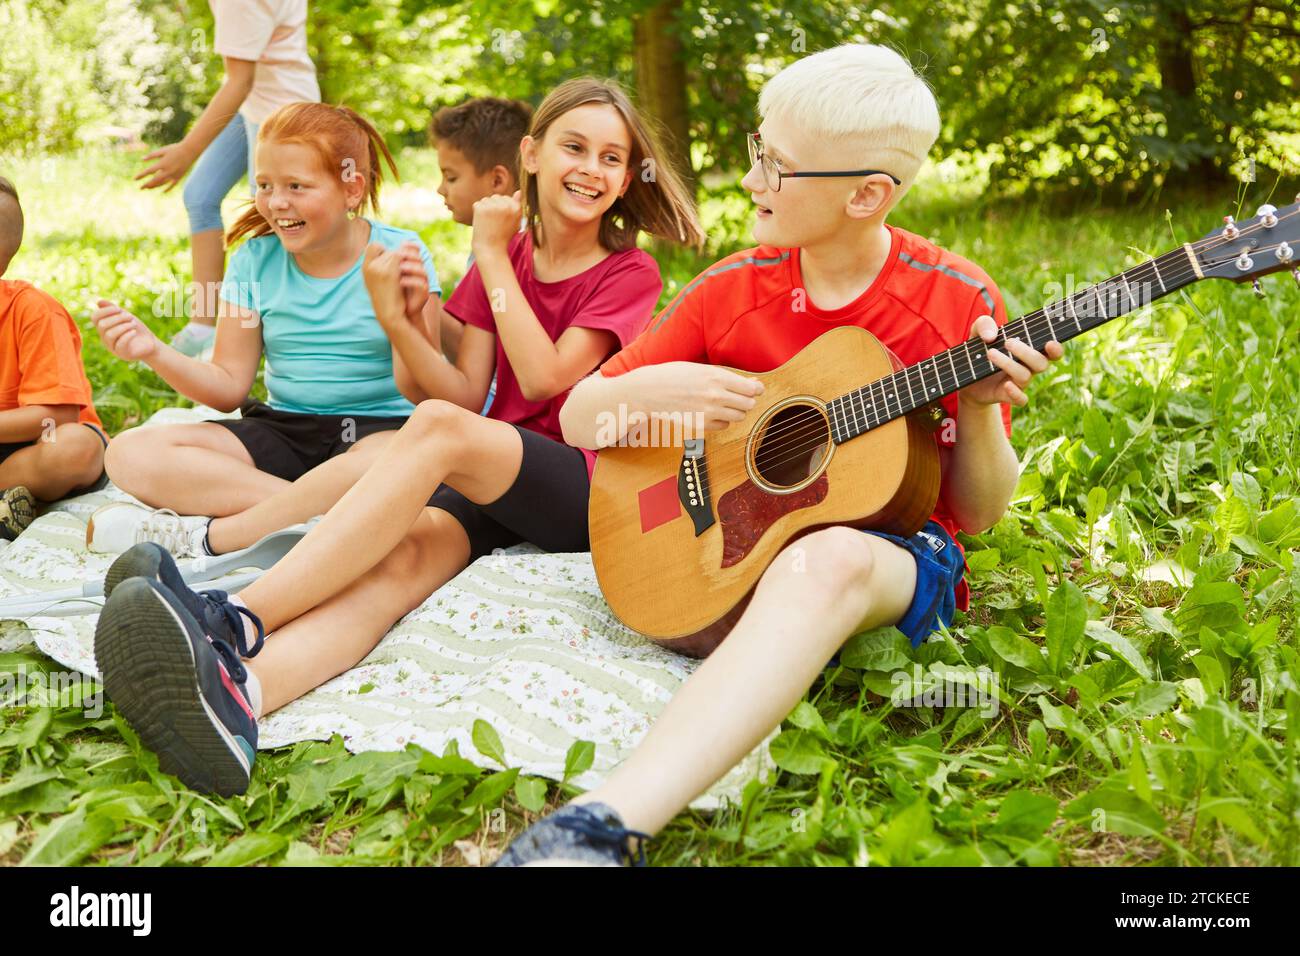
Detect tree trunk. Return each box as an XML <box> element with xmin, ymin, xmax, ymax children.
<box><xmin>1157</xmin><ymin>1</ymin><xmax>1229</xmax><ymax>188</ymax></box>
<box><xmin>633</xmin><ymin>0</ymin><xmax>694</xmax><ymax>188</ymax></box>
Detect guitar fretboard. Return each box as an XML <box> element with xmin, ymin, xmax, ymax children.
<box><xmin>826</xmin><ymin>245</ymin><xmax>1199</xmax><ymax>443</ymax></box>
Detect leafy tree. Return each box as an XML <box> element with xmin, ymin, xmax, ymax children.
<box><xmin>6</xmin><ymin>0</ymin><xmax>1296</xmax><ymax>197</ymax></box>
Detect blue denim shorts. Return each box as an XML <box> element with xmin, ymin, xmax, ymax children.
<box><xmin>858</xmin><ymin>519</ymin><xmax>966</xmax><ymax>648</ymax></box>
<box><xmin>821</xmin><ymin>515</ymin><xmax>967</xmax><ymax>665</ymax></box>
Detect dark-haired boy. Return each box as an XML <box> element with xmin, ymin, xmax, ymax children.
<box><xmin>430</xmin><ymin>97</ymin><xmax>532</xmax><ymax>374</ymax></box>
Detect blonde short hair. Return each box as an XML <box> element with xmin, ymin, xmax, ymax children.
<box><xmin>758</xmin><ymin>44</ymin><xmax>941</xmax><ymax>198</ymax></box>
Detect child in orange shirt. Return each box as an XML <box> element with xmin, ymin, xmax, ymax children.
<box><xmin>0</xmin><ymin>176</ymin><xmax>108</xmax><ymax>540</ymax></box>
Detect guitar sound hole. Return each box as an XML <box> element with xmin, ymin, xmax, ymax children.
<box><xmin>753</xmin><ymin>403</ymin><xmax>830</xmax><ymax>489</ymax></box>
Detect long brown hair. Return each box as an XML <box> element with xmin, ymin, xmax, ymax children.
<box><xmin>226</xmin><ymin>102</ymin><xmax>399</xmax><ymax>247</ymax></box>
<box><xmin>521</xmin><ymin>78</ymin><xmax>702</xmax><ymax>252</ymax></box>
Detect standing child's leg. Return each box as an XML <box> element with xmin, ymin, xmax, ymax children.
<box><xmin>497</xmin><ymin>527</ymin><xmax>919</xmax><ymax>864</ymax></box>
<box><xmin>176</xmin><ymin>114</ymin><xmax>251</xmax><ymax>353</ymax></box>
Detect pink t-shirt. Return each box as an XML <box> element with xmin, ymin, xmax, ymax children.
<box><xmin>444</xmin><ymin>230</ymin><xmax>663</xmax><ymax>478</ymax></box>
<box><xmin>211</xmin><ymin>0</ymin><xmax>320</xmax><ymax>125</ymax></box>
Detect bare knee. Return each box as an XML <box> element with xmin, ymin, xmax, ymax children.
<box><xmin>102</xmin><ymin>425</ymin><xmax>156</xmax><ymax>486</ymax></box>
<box><xmin>790</xmin><ymin>528</ymin><xmax>873</xmax><ymax>587</ymax></box>
<box><xmin>781</xmin><ymin>527</ymin><xmax>877</xmax><ymax>599</ymax></box>
<box><xmin>409</xmin><ymin>399</ymin><xmax>470</xmax><ymax>441</ymax></box>
<box><xmin>49</xmin><ymin>424</ymin><xmax>105</xmax><ymax>487</ymax></box>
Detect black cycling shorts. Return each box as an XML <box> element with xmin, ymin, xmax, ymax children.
<box><xmin>428</xmin><ymin>424</ymin><xmax>591</xmax><ymax>562</ymax></box>
<box><xmin>211</xmin><ymin>399</ymin><xmax>409</xmax><ymax>482</ymax></box>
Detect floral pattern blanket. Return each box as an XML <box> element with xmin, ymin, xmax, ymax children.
<box><xmin>0</xmin><ymin>407</ymin><xmax>772</xmax><ymax>808</ymax></box>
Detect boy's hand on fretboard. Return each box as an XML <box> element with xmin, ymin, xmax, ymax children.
<box><xmin>958</xmin><ymin>314</ymin><xmax>1064</xmax><ymax>408</ymax></box>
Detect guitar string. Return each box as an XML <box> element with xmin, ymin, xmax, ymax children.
<box><xmin>697</xmin><ymin>235</ymin><xmax>1295</xmax><ymax>490</ymax></box>
<box><xmin>711</xmin><ymin>220</ymin><xmax>1300</xmax><ymax>470</ymax></box>
<box><xmin>675</xmin><ymin>215</ymin><xmax>1299</xmax><ymax>491</ymax></box>
<box><xmin>691</xmin><ymin>251</ymin><xmax>1227</xmax><ymax>486</ymax></box>
<box><xmin>695</xmin><ymin>231</ymin><xmax>1297</xmax><ymax>491</ymax></box>
<box><xmin>691</xmin><ymin>218</ymin><xmax>1289</xmax><ymax>473</ymax></box>
<box><xmin>692</xmin><ymin>215</ymin><xmax>1299</xmax><ymax>476</ymax></box>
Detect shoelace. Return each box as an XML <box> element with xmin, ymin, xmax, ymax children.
<box><xmin>555</xmin><ymin>808</ymin><xmax>652</xmax><ymax>866</ymax></box>
<box><xmin>205</xmin><ymin>632</ymin><xmax>250</xmax><ymax>684</ymax></box>
<box><xmin>134</xmin><ymin>508</ymin><xmax>194</xmax><ymax>555</ymax></box>
<box><xmin>196</xmin><ymin>589</ymin><xmax>266</xmax><ymax>660</ymax></box>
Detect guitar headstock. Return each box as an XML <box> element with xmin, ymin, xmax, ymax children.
<box><xmin>1193</xmin><ymin>197</ymin><xmax>1300</xmax><ymax>294</ymax></box>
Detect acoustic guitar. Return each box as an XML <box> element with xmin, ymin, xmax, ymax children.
<box><xmin>589</xmin><ymin>199</ymin><xmax>1300</xmax><ymax>656</ymax></box>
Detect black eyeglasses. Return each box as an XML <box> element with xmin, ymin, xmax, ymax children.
<box><xmin>747</xmin><ymin>132</ymin><xmax>902</xmax><ymax>191</ymax></box>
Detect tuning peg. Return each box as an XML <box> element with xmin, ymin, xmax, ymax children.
<box><xmin>1223</xmin><ymin>215</ymin><xmax>1240</xmax><ymax>239</ymax></box>
<box><xmin>1277</xmin><ymin>241</ymin><xmax>1294</xmax><ymax>263</ymax></box>
<box><xmin>1256</xmin><ymin>204</ymin><xmax>1279</xmax><ymax>228</ymax></box>
<box><xmin>1293</xmin><ymin>266</ymin><xmax>1300</xmax><ymax>288</ymax></box>
<box><xmin>1252</xmin><ymin>279</ymin><xmax>1266</xmax><ymax>299</ymax></box>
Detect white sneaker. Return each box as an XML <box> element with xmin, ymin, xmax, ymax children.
<box><xmin>86</xmin><ymin>503</ymin><xmax>211</xmax><ymax>557</ymax></box>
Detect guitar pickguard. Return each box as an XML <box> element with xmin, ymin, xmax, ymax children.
<box><xmin>716</xmin><ymin>475</ymin><xmax>828</xmax><ymax>568</ymax></box>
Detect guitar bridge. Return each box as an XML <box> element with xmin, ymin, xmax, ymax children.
<box><xmin>679</xmin><ymin>438</ymin><xmax>715</xmax><ymax>537</ymax></box>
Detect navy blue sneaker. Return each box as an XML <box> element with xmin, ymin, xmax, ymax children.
<box><xmin>94</xmin><ymin>575</ymin><xmax>265</xmax><ymax>796</ymax></box>
<box><xmin>493</xmin><ymin>802</ymin><xmax>651</xmax><ymax>866</ymax></box>
<box><xmin>105</xmin><ymin>542</ymin><xmax>203</xmax><ymax>611</ymax></box>
<box><xmin>104</xmin><ymin>543</ymin><xmax>263</xmax><ymax>656</ymax></box>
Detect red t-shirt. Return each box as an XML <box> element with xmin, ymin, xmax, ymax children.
<box><xmin>0</xmin><ymin>279</ymin><xmax>103</xmax><ymax>429</ymax></box>
<box><xmin>444</xmin><ymin>230</ymin><xmax>663</xmax><ymax>477</ymax></box>
<box><xmin>599</xmin><ymin>225</ymin><xmax>1012</xmax><ymax>612</ymax></box>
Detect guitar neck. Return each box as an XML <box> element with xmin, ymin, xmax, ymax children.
<box><xmin>827</xmin><ymin>244</ymin><xmax>1205</xmax><ymax>443</ymax></box>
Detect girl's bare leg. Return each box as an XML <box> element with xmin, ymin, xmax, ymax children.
<box><xmin>205</xmin><ymin>431</ymin><xmax>397</xmax><ymax>554</ymax></box>
<box><xmin>248</xmin><ymin>507</ymin><xmax>472</xmax><ymax>713</ymax></box>
<box><xmin>105</xmin><ymin>422</ymin><xmax>287</xmax><ymax>515</ymax></box>
<box><xmin>238</xmin><ymin>400</ymin><xmax>522</xmax><ymax>632</ymax></box>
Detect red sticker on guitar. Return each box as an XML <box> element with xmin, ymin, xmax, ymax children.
<box><xmin>638</xmin><ymin>475</ymin><xmax>681</xmax><ymax>534</ymax></box>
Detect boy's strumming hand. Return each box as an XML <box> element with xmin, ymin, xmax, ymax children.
<box><xmin>470</xmin><ymin>190</ymin><xmax>523</xmax><ymax>256</ymax></box>
<box><xmin>960</xmin><ymin>314</ymin><xmax>1064</xmax><ymax>408</ymax></box>
<box><xmin>633</xmin><ymin>362</ymin><xmax>765</xmax><ymax>434</ymax></box>
<box><xmin>92</xmin><ymin>300</ymin><xmax>159</xmax><ymax>362</ymax></box>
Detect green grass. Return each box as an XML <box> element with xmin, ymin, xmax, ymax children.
<box><xmin>1</xmin><ymin>146</ymin><xmax>1297</xmax><ymax>865</ymax></box>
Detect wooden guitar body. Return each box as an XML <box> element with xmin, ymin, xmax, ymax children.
<box><xmin>589</xmin><ymin>326</ymin><xmax>941</xmax><ymax>657</ymax></box>
<box><xmin>589</xmin><ymin>198</ymin><xmax>1300</xmax><ymax>656</ymax></box>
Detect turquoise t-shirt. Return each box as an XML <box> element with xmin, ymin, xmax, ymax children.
<box><xmin>220</xmin><ymin>219</ymin><xmax>439</xmax><ymax>417</ymax></box>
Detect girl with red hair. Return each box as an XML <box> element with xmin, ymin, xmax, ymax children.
<box><xmin>88</xmin><ymin>103</ymin><xmax>443</xmax><ymax>557</ymax></box>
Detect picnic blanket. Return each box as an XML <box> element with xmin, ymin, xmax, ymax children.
<box><xmin>0</xmin><ymin>407</ymin><xmax>773</xmax><ymax>808</ymax></box>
